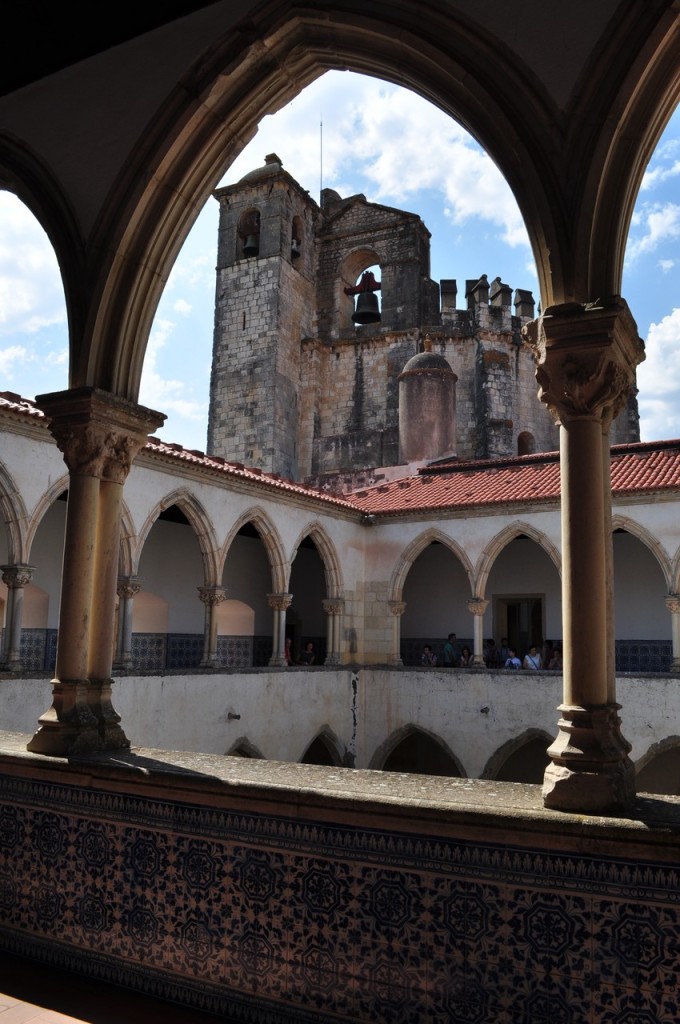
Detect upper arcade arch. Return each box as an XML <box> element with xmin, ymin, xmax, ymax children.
<box><xmin>611</xmin><ymin>514</ymin><xmax>673</xmax><ymax>591</ymax></box>
<box><xmin>134</xmin><ymin>489</ymin><xmax>219</xmax><ymax>584</ymax></box>
<box><xmin>0</xmin><ymin>460</ymin><xmax>30</xmax><ymax>565</ymax></box>
<box><xmin>475</xmin><ymin>522</ymin><xmax>562</xmax><ymax>600</ymax></box>
<box><xmin>3</xmin><ymin>6</ymin><xmax>678</xmax><ymax>405</ymax></box>
<box><xmin>289</xmin><ymin>522</ymin><xmax>343</xmax><ymax>598</ymax></box>
<box><xmin>390</xmin><ymin>528</ymin><xmax>473</xmax><ymax>603</ymax></box>
<box><xmin>221</xmin><ymin>507</ymin><xmax>287</xmax><ymax>595</ymax></box>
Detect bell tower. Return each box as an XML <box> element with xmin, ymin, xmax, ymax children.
<box><xmin>207</xmin><ymin>154</ymin><xmax>317</xmax><ymax>477</ymax></box>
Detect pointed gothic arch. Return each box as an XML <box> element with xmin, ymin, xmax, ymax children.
<box><xmin>389</xmin><ymin>527</ymin><xmax>473</xmax><ymax>602</ymax></box>
<box><xmin>24</xmin><ymin>475</ymin><xmax>70</xmax><ymax>563</ymax></box>
<box><xmin>370</xmin><ymin>724</ymin><xmax>465</xmax><ymax>778</ymax></box>
<box><xmin>475</xmin><ymin>521</ymin><xmax>561</xmax><ymax>599</ymax></box>
<box><xmin>482</xmin><ymin>728</ymin><xmax>553</xmax><ymax>783</ymax></box>
<box><xmin>135</xmin><ymin>488</ymin><xmax>219</xmax><ymax>583</ymax></box>
<box><xmin>0</xmin><ymin>459</ymin><xmax>31</xmax><ymax>565</ymax></box>
<box><xmin>222</xmin><ymin>507</ymin><xmax>287</xmax><ymax>595</ymax></box>
<box><xmin>289</xmin><ymin>521</ymin><xmax>344</xmax><ymax>597</ymax></box>
<box><xmin>612</xmin><ymin>513</ymin><xmax>673</xmax><ymax>591</ymax></box>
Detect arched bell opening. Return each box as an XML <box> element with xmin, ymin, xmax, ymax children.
<box><xmin>238</xmin><ymin>208</ymin><xmax>261</xmax><ymax>258</ymax></box>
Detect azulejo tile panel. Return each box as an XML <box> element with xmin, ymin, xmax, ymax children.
<box><xmin>0</xmin><ymin>777</ymin><xmax>679</xmax><ymax>1023</ymax></box>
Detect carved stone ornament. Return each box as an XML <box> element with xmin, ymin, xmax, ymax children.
<box><xmin>267</xmin><ymin>593</ymin><xmax>293</xmax><ymax>611</ymax></box>
<box><xmin>665</xmin><ymin>594</ymin><xmax>680</xmax><ymax>615</ymax></box>
<box><xmin>36</xmin><ymin>388</ymin><xmax>166</xmax><ymax>483</ymax></box>
<box><xmin>322</xmin><ymin>599</ymin><xmax>345</xmax><ymax>616</ymax></box>
<box><xmin>522</xmin><ymin>300</ymin><xmax>645</xmax><ymax>427</ymax></box>
<box><xmin>467</xmin><ymin>598</ymin><xmax>489</xmax><ymax>617</ymax></box>
<box><xmin>116</xmin><ymin>577</ymin><xmax>143</xmax><ymax>600</ymax></box>
<box><xmin>198</xmin><ymin>586</ymin><xmax>227</xmax><ymax>606</ymax></box>
<box><xmin>388</xmin><ymin>601</ymin><xmax>407</xmax><ymax>617</ymax></box>
<box><xmin>1</xmin><ymin>564</ymin><xmax>35</xmax><ymax>589</ymax></box>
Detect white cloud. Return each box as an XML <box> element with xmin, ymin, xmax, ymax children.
<box><xmin>637</xmin><ymin>307</ymin><xmax>680</xmax><ymax>440</ymax></box>
<box><xmin>659</xmin><ymin>259</ymin><xmax>676</xmax><ymax>272</ymax></box>
<box><xmin>0</xmin><ymin>193</ymin><xmax>66</xmax><ymax>335</ymax></box>
<box><xmin>139</xmin><ymin>319</ymin><xmax>206</xmax><ymax>432</ymax></box>
<box><xmin>173</xmin><ymin>298</ymin><xmax>192</xmax><ymax>316</ymax></box>
<box><xmin>0</xmin><ymin>345</ymin><xmax>30</xmax><ymax>378</ymax></box>
<box><xmin>626</xmin><ymin>202</ymin><xmax>680</xmax><ymax>262</ymax></box>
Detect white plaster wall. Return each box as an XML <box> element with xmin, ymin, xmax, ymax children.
<box><xmin>2</xmin><ymin>670</ymin><xmax>676</xmax><ymax>782</ymax></box>
<box><xmin>138</xmin><ymin>519</ymin><xmax>204</xmax><ymax>633</ymax></box>
<box><xmin>613</xmin><ymin>532</ymin><xmax>669</xmax><ymax>638</ymax></box>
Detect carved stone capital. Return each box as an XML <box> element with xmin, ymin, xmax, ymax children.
<box><xmin>388</xmin><ymin>600</ymin><xmax>406</xmax><ymax>617</ymax></box>
<box><xmin>198</xmin><ymin>586</ymin><xmax>227</xmax><ymax>607</ymax></box>
<box><xmin>116</xmin><ymin>576</ymin><xmax>143</xmax><ymax>600</ymax></box>
<box><xmin>267</xmin><ymin>592</ymin><xmax>293</xmax><ymax>611</ymax></box>
<box><xmin>523</xmin><ymin>299</ymin><xmax>645</xmax><ymax>428</ymax></box>
<box><xmin>1</xmin><ymin>564</ymin><xmax>35</xmax><ymax>589</ymax></box>
<box><xmin>322</xmin><ymin>598</ymin><xmax>345</xmax><ymax>616</ymax></box>
<box><xmin>665</xmin><ymin>594</ymin><xmax>680</xmax><ymax>615</ymax></box>
<box><xmin>467</xmin><ymin>598</ymin><xmax>489</xmax><ymax>617</ymax></box>
<box><xmin>36</xmin><ymin>388</ymin><xmax>166</xmax><ymax>483</ymax></box>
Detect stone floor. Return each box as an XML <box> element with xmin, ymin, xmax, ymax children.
<box><xmin>0</xmin><ymin>952</ymin><xmax>225</xmax><ymax>1023</ymax></box>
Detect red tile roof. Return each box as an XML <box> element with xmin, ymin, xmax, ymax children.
<box><xmin>4</xmin><ymin>392</ymin><xmax>680</xmax><ymax>518</ymax></box>
<box><xmin>351</xmin><ymin>441</ymin><xmax>680</xmax><ymax>516</ymax></box>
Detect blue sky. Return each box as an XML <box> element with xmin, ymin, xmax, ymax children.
<box><xmin>1</xmin><ymin>70</ymin><xmax>679</xmax><ymax>451</ymax></box>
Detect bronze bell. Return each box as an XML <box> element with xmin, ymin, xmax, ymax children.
<box><xmin>243</xmin><ymin>234</ymin><xmax>259</xmax><ymax>257</ymax></box>
<box><xmin>291</xmin><ymin>239</ymin><xmax>301</xmax><ymax>259</ymax></box>
<box><xmin>352</xmin><ymin>291</ymin><xmax>381</xmax><ymax>325</ymax></box>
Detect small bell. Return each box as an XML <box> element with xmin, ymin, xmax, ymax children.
<box><xmin>243</xmin><ymin>234</ymin><xmax>259</xmax><ymax>257</ymax></box>
<box><xmin>291</xmin><ymin>239</ymin><xmax>301</xmax><ymax>259</ymax></box>
<box><xmin>352</xmin><ymin>291</ymin><xmax>381</xmax><ymax>325</ymax></box>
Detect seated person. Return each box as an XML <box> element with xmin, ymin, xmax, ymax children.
<box><xmin>460</xmin><ymin>646</ymin><xmax>472</xmax><ymax>666</ymax></box>
<box><xmin>549</xmin><ymin>646</ymin><xmax>563</xmax><ymax>670</ymax></box>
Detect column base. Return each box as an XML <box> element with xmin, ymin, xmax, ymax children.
<box><xmin>542</xmin><ymin>703</ymin><xmax>635</xmax><ymax>814</ymax></box>
<box><xmin>26</xmin><ymin>678</ymin><xmax>130</xmax><ymax>756</ymax></box>
<box><xmin>27</xmin><ymin>679</ymin><xmax>102</xmax><ymax>756</ymax></box>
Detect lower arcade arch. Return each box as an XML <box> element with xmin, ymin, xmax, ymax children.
<box><xmin>635</xmin><ymin>738</ymin><xmax>680</xmax><ymax>796</ymax></box>
<box><xmin>371</xmin><ymin>726</ymin><xmax>465</xmax><ymax>778</ymax></box>
<box><xmin>483</xmin><ymin>729</ymin><xmax>553</xmax><ymax>784</ymax></box>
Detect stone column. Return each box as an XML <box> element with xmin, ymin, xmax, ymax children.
<box><xmin>525</xmin><ymin>299</ymin><xmax>644</xmax><ymax>813</ymax></box>
<box><xmin>322</xmin><ymin>598</ymin><xmax>344</xmax><ymax>665</ymax></box>
<box><xmin>114</xmin><ymin>576</ymin><xmax>142</xmax><ymax>670</ymax></box>
<box><xmin>388</xmin><ymin>600</ymin><xmax>406</xmax><ymax>666</ymax></box>
<box><xmin>267</xmin><ymin>593</ymin><xmax>292</xmax><ymax>666</ymax></box>
<box><xmin>665</xmin><ymin>595</ymin><xmax>680</xmax><ymax>673</ymax></box>
<box><xmin>0</xmin><ymin>565</ymin><xmax>35</xmax><ymax>671</ymax></box>
<box><xmin>467</xmin><ymin>598</ymin><xmax>489</xmax><ymax>666</ymax></box>
<box><xmin>198</xmin><ymin>586</ymin><xmax>227</xmax><ymax>667</ymax></box>
<box><xmin>27</xmin><ymin>388</ymin><xmax>165</xmax><ymax>756</ymax></box>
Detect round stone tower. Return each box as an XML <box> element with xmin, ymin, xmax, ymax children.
<box><xmin>398</xmin><ymin>343</ymin><xmax>457</xmax><ymax>462</ymax></box>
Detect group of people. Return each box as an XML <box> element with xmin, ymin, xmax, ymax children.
<box><xmin>420</xmin><ymin>635</ymin><xmax>563</xmax><ymax>670</ymax></box>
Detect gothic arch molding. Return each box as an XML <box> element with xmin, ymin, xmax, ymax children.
<box><xmin>482</xmin><ymin>728</ymin><xmax>553</xmax><ymax>782</ymax></box>
<box><xmin>24</xmin><ymin>475</ymin><xmax>70</xmax><ymax>564</ymax></box>
<box><xmin>222</xmin><ymin>507</ymin><xmax>287</xmax><ymax>595</ymax></box>
<box><xmin>611</xmin><ymin>513</ymin><xmax>673</xmax><ymax>591</ymax></box>
<box><xmin>134</xmin><ymin>488</ymin><xmax>219</xmax><ymax>583</ymax></box>
<box><xmin>0</xmin><ymin>460</ymin><xmax>30</xmax><ymax>564</ymax></box>
<box><xmin>390</xmin><ymin>528</ymin><xmax>473</xmax><ymax>603</ymax></box>
<box><xmin>475</xmin><ymin>522</ymin><xmax>561</xmax><ymax>599</ymax></box>
<box><xmin>71</xmin><ymin>5</ymin><xmax>563</xmax><ymax>398</ymax></box>
<box><xmin>369</xmin><ymin>723</ymin><xmax>466</xmax><ymax>778</ymax></box>
<box><xmin>0</xmin><ymin>137</ymin><xmax>86</xmax><ymax>371</ymax></box>
<box><xmin>290</xmin><ymin>521</ymin><xmax>343</xmax><ymax>598</ymax></box>
<box><xmin>299</xmin><ymin>726</ymin><xmax>345</xmax><ymax>767</ymax></box>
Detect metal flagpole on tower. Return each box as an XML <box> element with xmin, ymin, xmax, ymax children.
<box><xmin>320</xmin><ymin>115</ymin><xmax>323</xmax><ymax>200</ymax></box>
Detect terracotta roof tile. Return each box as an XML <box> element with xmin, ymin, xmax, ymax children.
<box><xmin>352</xmin><ymin>440</ymin><xmax>680</xmax><ymax>516</ymax></box>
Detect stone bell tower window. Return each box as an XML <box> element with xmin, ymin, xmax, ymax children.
<box><xmin>238</xmin><ymin>208</ymin><xmax>260</xmax><ymax>258</ymax></box>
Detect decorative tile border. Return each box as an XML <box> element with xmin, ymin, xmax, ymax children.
<box><xmin>0</xmin><ymin>771</ymin><xmax>679</xmax><ymax>1022</ymax></box>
